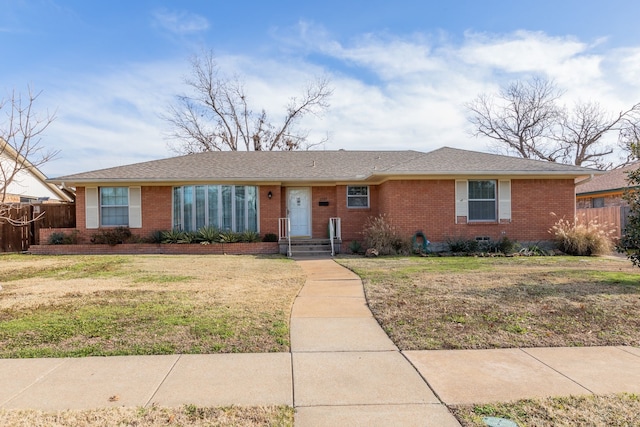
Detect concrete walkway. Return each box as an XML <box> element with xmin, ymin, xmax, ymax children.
<box><xmin>1</xmin><ymin>258</ymin><xmax>640</xmax><ymax>426</ymax></box>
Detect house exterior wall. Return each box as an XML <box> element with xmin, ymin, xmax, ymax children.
<box><xmin>71</xmin><ymin>178</ymin><xmax>576</xmax><ymax>248</ymax></box>
<box><xmin>377</xmin><ymin>178</ymin><xmax>575</xmax><ymax>244</ymax></box>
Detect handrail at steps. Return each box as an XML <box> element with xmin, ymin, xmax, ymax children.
<box><xmin>329</xmin><ymin>217</ymin><xmax>341</xmax><ymax>256</ymax></box>
<box><xmin>278</xmin><ymin>217</ymin><xmax>292</xmax><ymax>257</ymax></box>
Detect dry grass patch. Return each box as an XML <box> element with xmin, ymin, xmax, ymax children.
<box><xmin>0</xmin><ymin>254</ymin><xmax>305</xmax><ymax>357</ymax></box>
<box><xmin>451</xmin><ymin>393</ymin><xmax>640</xmax><ymax>427</ymax></box>
<box><xmin>336</xmin><ymin>256</ymin><xmax>640</xmax><ymax>350</ymax></box>
<box><xmin>0</xmin><ymin>404</ymin><xmax>293</xmax><ymax>427</ymax></box>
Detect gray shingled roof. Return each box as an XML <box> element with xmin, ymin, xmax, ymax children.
<box><xmin>576</xmin><ymin>162</ymin><xmax>640</xmax><ymax>195</ymax></box>
<box><xmin>50</xmin><ymin>147</ymin><xmax>597</xmax><ymax>185</ymax></box>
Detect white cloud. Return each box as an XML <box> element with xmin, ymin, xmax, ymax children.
<box><xmin>152</xmin><ymin>9</ymin><xmax>209</xmax><ymax>35</ymax></box>
<box><xmin>37</xmin><ymin>27</ymin><xmax>640</xmax><ymax>176</ymax></box>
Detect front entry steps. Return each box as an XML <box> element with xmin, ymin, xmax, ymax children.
<box><xmin>279</xmin><ymin>239</ymin><xmax>342</xmax><ymax>257</ymax></box>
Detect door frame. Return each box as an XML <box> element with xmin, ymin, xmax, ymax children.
<box><xmin>287</xmin><ymin>187</ymin><xmax>312</xmax><ymax>237</ymax></box>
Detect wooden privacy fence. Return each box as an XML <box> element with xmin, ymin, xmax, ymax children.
<box><xmin>0</xmin><ymin>204</ymin><xmax>75</xmax><ymax>252</ymax></box>
<box><xmin>576</xmin><ymin>206</ymin><xmax>631</xmax><ymax>238</ymax></box>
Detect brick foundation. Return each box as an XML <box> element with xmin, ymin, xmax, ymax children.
<box><xmin>29</xmin><ymin>242</ymin><xmax>280</xmax><ymax>255</ymax></box>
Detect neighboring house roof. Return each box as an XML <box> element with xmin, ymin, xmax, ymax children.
<box><xmin>0</xmin><ymin>139</ymin><xmax>74</xmax><ymax>203</ymax></box>
<box><xmin>50</xmin><ymin>147</ymin><xmax>597</xmax><ymax>186</ymax></box>
<box><xmin>576</xmin><ymin>162</ymin><xmax>640</xmax><ymax>196</ymax></box>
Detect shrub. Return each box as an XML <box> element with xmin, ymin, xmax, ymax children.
<box><xmin>198</xmin><ymin>226</ymin><xmax>221</xmax><ymax>243</ymax></box>
<box><xmin>238</xmin><ymin>231</ymin><xmax>261</xmax><ymax>243</ymax></box>
<box><xmin>162</xmin><ymin>229</ymin><xmax>186</xmax><ymax>244</ymax></box>
<box><xmin>550</xmin><ymin>214</ymin><xmax>614</xmax><ymax>256</ymax></box>
<box><xmin>218</xmin><ymin>230</ymin><xmax>240</xmax><ymax>243</ymax></box>
<box><xmin>446</xmin><ymin>237</ymin><xmax>479</xmax><ymax>253</ymax></box>
<box><xmin>361</xmin><ymin>214</ymin><xmax>410</xmax><ymax>255</ymax></box>
<box><xmin>48</xmin><ymin>230</ymin><xmax>78</xmax><ymax>245</ymax></box>
<box><xmin>91</xmin><ymin>227</ymin><xmax>132</xmax><ymax>246</ymax></box>
<box><xmin>349</xmin><ymin>240</ymin><xmax>362</xmax><ymax>254</ymax></box>
<box><xmin>262</xmin><ymin>233</ymin><xmax>278</xmax><ymax>242</ymax></box>
<box><xmin>496</xmin><ymin>236</ymin><xmax>519</xmax><ymax>254</ymax></box>
<box><xmin>617</xmin><ymin>166</ymin><xmax>640</xmax><ymax>268</ymax></box>
<box><xmin>146</xmin><ymin>230</ymin><xmax>165</xmax><ymax>244</ymax></box>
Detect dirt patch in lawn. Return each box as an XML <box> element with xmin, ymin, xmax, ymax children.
<box><xmin>0</xmin><ymin>404</ymin><xmax>294</xmax><ymax>427</ymax></box>
<box><xmin>337</xmin><ymin>256</ymin><xmax>640</xmax><ymax>350</ymax></box>
<box><xmin>0</xmin><ymin>255</ymin><xmax>305</xmax><ymax>357</ymax></box>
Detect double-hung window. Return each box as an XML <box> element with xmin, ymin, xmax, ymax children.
<box><xmin>347</xmin><ymin>186</ymin><xmax>369</xmax><ymax>208</ymax></box>
<box><xmin>100</xmin><ymin>187</ymin><xmax>129</xmax><ymax>226</ymax></box>
<box><xmin>468</xmin><ymin>180</ymin><xmax>497</xmax><ymax>221</ymax></box>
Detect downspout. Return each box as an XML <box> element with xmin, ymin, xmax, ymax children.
<box><xmin>575</xmin><ymin>174</ymin><xmax>595</xmax><ymax>187</ymax></box>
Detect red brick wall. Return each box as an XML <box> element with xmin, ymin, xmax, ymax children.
<box><xmin>376</xmin><ymin>178</ymin><xmax>576</xmax><ymax>243</ymax></box>
<box><xmin>259</xmin><ymin>186</ymin><xmax>283</xmax><ymax>237</ymax></box>
<box><xmin>141</xmin><ymin>186</ymin><xmax>173</xmax><ymax>233</ymax></box>
<box><xmin>71</xmin><ymin>179</ymin><xmax>576</xmax><ymax>248</ymax></box>
<box><xmin>311</xmin><ymin>186</ymin><xmax>338</xmax><ymax>238</ymax></box>
<box><xmin>30</xmin><ymin>242</ymin><xmax>279</xmax><ymax>255</ymax></box>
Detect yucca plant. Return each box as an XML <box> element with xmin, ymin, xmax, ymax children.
<box><xmin>218</xmin><ymin>230</ymin><xmax>241</xmax><ymax>243</ymax></box>
<box><xmin>162</xmin><ymin>229</ymin><xmax>186</xmax><ymax>244</ymax></box>
<box><xmin>198</xmin><ymin>226</ymin><xmax>221</xmax><ymax>243</ymax></box>
<box><xmin>238</xmin><ymin>231</ymin><xmax>261</xmax><ymax>243</ymax></box>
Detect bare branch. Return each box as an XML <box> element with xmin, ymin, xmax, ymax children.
<box><xmin>0</xmin><ymin>87</ymin><xmax>58</xmax><ymax>215</ymax></box>
<box><xmin>163</xmin><ymin>50</ymin><xmax>332</xmax><ymax>152</ymax></box>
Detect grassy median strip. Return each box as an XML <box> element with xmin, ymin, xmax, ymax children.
<box><xmin>0</xmin><ymin>254</ymin><xmax>305</xmax><ymax>357</ymax></box>
<box><xmin>336</xmin><ymin>256</ymin><xmax>640</xmax><ymax>350</ymax></box>
<box><xmin>0</xmin><ymin>404</ymin><xmax>294</xmax><ymax>427</ymax></box>
<box><xmin>450</xmin><ymin>393</ymin><xmax>640</xmax><ymax>427</ymax></box>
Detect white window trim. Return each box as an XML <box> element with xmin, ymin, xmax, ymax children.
<box><xmin>468</xmin><ymin>180</ymin><xmax>497</xmax><ymax>222</ymax></box>
<box><xmin>455</xmin><ymin>179</ymin><xmax>511</xmax><ymax>223</ymax></box>
<box><xmin>346</xmin><ymin>185</ymin><xmax>370</xmax><ymax>208</ymax></box>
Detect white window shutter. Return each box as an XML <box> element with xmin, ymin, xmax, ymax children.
<box><xmin>129</xmin><ymin>186</ymin><xmax>142</xmax><ymax>228</ymax></box>
<box><xmin>498</xmin><ymin>180</ymin><xmax>511</xmax><ymax>221</ymax></box>
<box><xmin>455</xmin><ymin>180</ymin><xmax>468</xmax><ymax>222</ymax></box>
<box><xmin>85</xmin><ymin>187</ymin><xmax>99</xmax><ymax>229</ymax></box>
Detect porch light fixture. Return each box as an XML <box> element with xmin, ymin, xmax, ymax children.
<box><xmin>268</xmin><ymin>191</ymin><xmax>273</xmax><ymax>199</ymax></box>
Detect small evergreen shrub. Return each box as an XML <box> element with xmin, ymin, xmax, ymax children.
<box><xmin>617</xmin><ymin>166</ymin><xmax>640</xmax><ymax>268</ymax></box>
<box><xmin>446</xmin><ymin>237</ymin><xmax>479</xmax><ymax>253</ymax></box>
<box><xmin>238</xmin><ymin>231</ymin><xmax>261</xmax><ymax>243</ymax></box>
<box><xmin>550</xmin><ymin>214</ymin><xmax>614</xmax><ymax>256</ymax></box>
<box><xmin>146</xmin><ymin>230</ymin><xmax>165</xmax><ymax>244</ymax></box>
<box><xmin>48</xmin><ymin>230</ymin><xmax>78</xmax><ymax>245</ymax></box>
<box><xmin>349</xmin><ymin>240</ymin><xmax>363</xmax><ymax>254</ymax></box>
<box><xmin>198</xmin><ymin>226</ymin><xmax>221</xmax><ymax>243</ymax></box>
<box><xmin>262</xmin><ymin>233</ymin><xmax>278</xmax><ymax>242</ymax></box>
<box><xmin>91</xmin><ymin>227</ymin><xmax>132</xmax><ymax>246</ymax></box>
<box><xmin>362</xmin><ymin>214</ymin><xmax>410</xmax><ymax>255</ymax></box>
<box><xmin>162</xmin><ymin>229</ymin><xmax>186</xmax><ymax>244</ymax></box>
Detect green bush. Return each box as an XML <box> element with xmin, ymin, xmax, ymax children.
<box><xmin>349</xmin><ymin>240</ymin><xmax>363</xmax><ymax>254</ymax></box>
<box><xmin>446</xmin><ymin>237</ymin><xmax>479</xmax><ymax>253</ymax></box>
<box><xmin>618</xmin><ymin>166</ymin><xmax>640</xmax><ymax>267</ymax></box>
<box><xmin>238</xmin><ymin>231</ymin><xmax>261</xmax><ymax>243</ymax></box>
<box><xmin>91</xmin><ymin>227</ymin><xmax>132</xmax><ymax>246</ymax></box>
<box><xmin>161</xmin><ymin>229</ymin><xmax>186</xmax><ymax>244</ymax></box>
<box><xmin>146</xmin><ymin>230</ymin><xmax>165</xmax><ymax>244</ymax></box>
<box><xmin>218</xmin><ymin>230</ymin><xmax>240</xmax><ymax>243</ymax></box>
<box><xmin>48</xmin><ymin>230</ymin><xmax>78</xmax><ymax>245</ymax></box>
<box><xmin>262</xmin><ymin>233</ymin><xmax>278</xmax><ymax>242</ymax></box>
<box><xmin>550</xmin><ymin>214</ymin><xmax>614</xmax><ymax>256</ymax></box>
<box><xmin>198</xmin><ymin>226</ymin><xmax>221</xmax><ymax>243</ymax></box>
<box><xmin>362</xmin><ymin>214</ymin><xmax>410</xmax><ymax>255</ymax></box>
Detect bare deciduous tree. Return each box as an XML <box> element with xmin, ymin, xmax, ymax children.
<box><xmin>466</xmin><ymin>77</ymin><xmax>564</xmax><ymax>162</ymax></box>
<box><xmin>1</xmin><ymin>87</ymin><xmax>58</xmax><ymax>225</ymax></box>
<box><xmin>164</xmin><ymin>50</ymin><xmax>333</xmax><ymax>154</ymax></box>
<box><xmin>467</xmin><ymin>77</ymin><xmax>640</xmax><ymax>169</ymax></box>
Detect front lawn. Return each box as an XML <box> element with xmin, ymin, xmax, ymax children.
<box><xmin>336</xmin><ymin>256</ymin><xmax>640</xmax><ymax>350</ymax></box>
<box><xmin>0</xmin><ymin>254</ymin><xmax>305</xmax><ymax>358</ymax></box>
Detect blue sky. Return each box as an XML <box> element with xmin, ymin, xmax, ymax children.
<box><xmin>2</xmin><ymin>0</ymin><xmax>640</xmax><ymax>176</ymax></box>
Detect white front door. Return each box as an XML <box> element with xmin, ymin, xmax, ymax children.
<box><xmin>288</xmin><ymin>187</ymin><xmax>311</xmax><ymax>237</ymax></box>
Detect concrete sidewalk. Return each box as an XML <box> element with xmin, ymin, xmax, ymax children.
<box><xmin>1</xmin><ymin>258</ymin><xmax>640</xmax><ymax>426</ymax></box>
